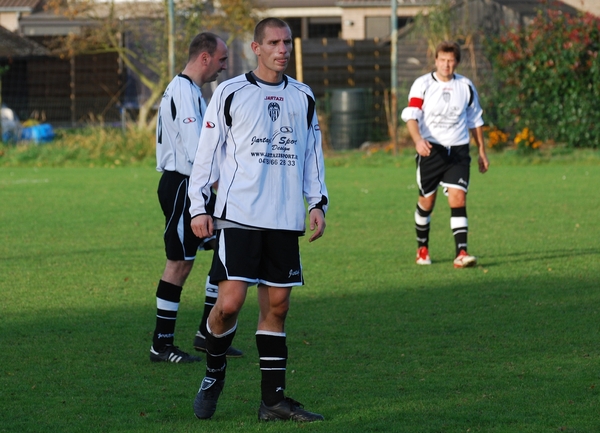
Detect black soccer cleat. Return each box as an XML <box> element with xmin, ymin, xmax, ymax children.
<box><xmin>150</xmin><ymin>345</ymin><xmax>202</xmax><ymax>363</ymax></box>
<box><xmin>194</xmin><ymin>377</ymin><xmax>225</xmax><ymax>419</ymax></box>
<box><xmin>258</xmin><ymin>397</ymin><xmax>324</xmax><ymax>422</ymax></box>
<box><xmin>193</xmin><ymin>333</ymin><xmax>244</xmax><ymax>358</ymax></box>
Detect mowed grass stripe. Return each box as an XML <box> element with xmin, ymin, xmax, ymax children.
<box><xmin>1</xmin><ymin>161</ymin><xmax>598</xmax><ymax>432</ymax></box>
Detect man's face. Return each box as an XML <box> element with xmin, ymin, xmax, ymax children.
<box><xmin>205</xmin><ymin>39</ymin><xmax>229</xmax><ymax>83</ymax></box>
<box><xmin>435</xmin><ymin>51</ymin><xmax>458</xmax><ymax>82</ymax></box>
<box><xmin>253</xmin><ymin>25</ymin><xmax>293</xmax><ymax>75</ymax></box>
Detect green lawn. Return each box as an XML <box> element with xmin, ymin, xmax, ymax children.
<box><xmin>1</xmin><ymin>155</ymin><xmax>599</xmax><ymax>432</ymax></box>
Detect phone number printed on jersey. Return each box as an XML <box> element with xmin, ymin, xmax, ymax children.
<box><xmin>258</xmin><ymin>157</ymin><xmax>297</xmax><ymax>167</ymax></box>
<box><xmin>254</xmin><ymin>151</ymin><xmax>298</xmax><ymax>167</ymax></box>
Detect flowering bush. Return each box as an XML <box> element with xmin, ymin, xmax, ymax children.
<box><xmin>483</xmin><ymin>9</ymin><xmax>600</xmax><ymax>148</ymax></box>
<box><xmin>484</xmin><ymin>126</ymin><xmax>541</xmax><ymax>152</ymax></box>
<box><xmin>484</xmin><ymin>126</ymin><xmax>509</xmax><ymax>150</ymax></box>
<box><xmin>513</xmin><ymin>127</ymin><xmax>542</xmax><ymax>151</ymax></box>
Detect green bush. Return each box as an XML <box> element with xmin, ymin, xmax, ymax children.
<box><xmin>483</xmin><ymin>9</ymin><xmax>600</xmax><ymax>148</ymax></box>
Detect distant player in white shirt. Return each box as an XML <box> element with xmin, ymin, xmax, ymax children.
<box><xmin>401</xmin><ymin>41</ymin><xmax>489</xmax><ymax>268</ymax></box>
<box><xmin>190</xmin><ymin>18</ymin><xmax>328</xmax><ymax>423</ymax></box>
<box><xmin>150</xmin><ymin>32</ymin><xmax>242</xmax><ymax>363</ymax></box>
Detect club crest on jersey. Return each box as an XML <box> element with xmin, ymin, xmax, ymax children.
<box><xmin>205</xmin><ymin>121</ymin><xmax>215</xmax><ymax>128</ymax></box>
<box><xmin>442</xmin><ymin>92</ymin><xmax>451</xmax><ymax>103</ymax></box>
<box><xmin>268</xmin><ymin>102</ymin><xmax>280</xmax><ymax>122</ymax></box>
<box><xmin>183</xmin><ymin>117</ymin><xmax>196</xmax><ymax>124</ymax></box>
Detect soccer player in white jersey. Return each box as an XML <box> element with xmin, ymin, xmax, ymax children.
<box><xmin>189</xmin><ymin>18</ymin><xmax>328</xmax><ymax>422</ymax></box>
<box><xmin>151</xmin><ymin>32</ymin><xmax>242</xmax><ymax>363</ymax></box>
<box><xmin>401</xmin><ymin>41</ymin><xmax>489</xmax><ymax>268</ymax></box>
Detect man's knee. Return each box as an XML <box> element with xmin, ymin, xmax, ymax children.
<box><xmin>162</xmin><ymin>259</ymin><xmax>194</xmax><ymax>285</ymax></box>
<box><xmin>211</xmin><ymin>307</ymin><xmax>237</xmax><ymax>324</ymax></box>
<box><xmin>418</xmin><ymin>194</ymin><xmax>436</xmax><ymax>211</ymax></box>
<box><xmin>269</xmin><ymin>296</ymin><xmax>291</xmax><ymax>321</ymax></box>
<box><xmin>447</xmin><ymin>189</ymin><xmax>467</xmax><ymax>207</ymax></box>
<box><xmin>212</xmin><ymin>296</ymin><xmax>244</xmax><ymax>323</ymax></box>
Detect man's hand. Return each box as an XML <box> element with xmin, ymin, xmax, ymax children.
<box><xmin>191</xmin><ymin>214</ymin><xmax>213</xmax><ymax>239</ymax></box>
<box><xmin>478</xmin><ymin>150</ymin><xmax>489</xmax><ymax>173</ymax></box>
<box><xmin>308</xmin><ymin>208</ymin><xmax>326</xmax><ymax>242</ymax></box>
<box><xmin>415</xmin><ymin>138</ymin><xmax>432</xmax><ymax>157</ymax></box>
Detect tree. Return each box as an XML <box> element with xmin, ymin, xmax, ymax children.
<box><xmin>44</xmin><ymin>0</ymin><xmax>262</xmax><ymax>129</ymax></box>
<box><xmin>484</xmin><ymin>9</ymin><xmax>600</xmax><ymax>147</ymax></box>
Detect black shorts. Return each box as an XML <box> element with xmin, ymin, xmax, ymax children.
<box><xmin>158</xmin><ymin>170</ymin><xmax>212</xmax><ymax>261</ymax></box>
<box><xmin>209</xmin><ymin>228</ymin><xmax>303</xmax><ymax>287</ymax></box>
<box><xmin>416</xmin><ymin>143</ymin><xmax>471</xmax><ymax>197</ymax></box>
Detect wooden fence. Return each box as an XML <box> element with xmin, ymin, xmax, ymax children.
<box><xmin>287</xmin><ymin>37</ymin><xmax>489</xmax><ymax>148</ymax></box>
<box><xmin>1</xmin><ymin>37</ymin><xmax>488</xmax><ymax>140</ymax></box>
<box><xmin>1</xmin><ymin>52</ymin><xmax>122</xmax><ymax>126</ymax></box>
<box><xmin>287</xmin><ymin>38</ymin><xmax>429</xmax><ymax>148</ymax></box>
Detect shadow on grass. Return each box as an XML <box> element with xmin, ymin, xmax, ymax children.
<box><xmin>479</xmin><ymin>247</ymin><xmax>600</xmax><ymax>267</ymax></box>
<box><xmin>2</xmin><ymin>272</ymin><xmax>599</xmax><ymax>433</ymax></box>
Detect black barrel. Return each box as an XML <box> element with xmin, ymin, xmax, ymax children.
<box><xmin>329</xmin><ymin>88</ymin><xmax>369</xmax><ymax>150</ymax></box>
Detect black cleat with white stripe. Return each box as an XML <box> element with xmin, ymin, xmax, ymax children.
<box><xmin>258</xmin><ymin>397</ymin><xmax>324</xmax><ymax>422</ymax></box>
<box><xmin>150</xmin><ymin>345</ymin><xmax>202</xmax><ymax>363</ymax></box>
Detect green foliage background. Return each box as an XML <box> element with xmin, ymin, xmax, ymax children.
<box><xmin>483</xmin><ymin>10</ymin><xmax>600</xmax><ymax>148</ymax></box>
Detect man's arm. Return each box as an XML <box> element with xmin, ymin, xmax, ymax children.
<box><xmin>407</xmin><ymin>119</ymin><xmax>432</xmax><ymax>157</ymax></box>
<box><xmin>401</xmin><ymin>77</ymin><xmax>430</xmax><ymax>157</ymax></box>
<box><xmin>303</xmin><ymin>98</ymin><xmax>329</xmax><ymax>224</ymax></box>
<box><xmin>189</xmin><ymin>85</ymin><xmax>226</xmax><ymax>219</ymax></box>
<box><xmin>470</xmin><ymin>126</ymin><xmax>489</xmax><ymax>173</ymax></box>
<box><xmin>179</xmin><ymin>83</ymin><xmax>203</xmax><ymax>165</ymax></box>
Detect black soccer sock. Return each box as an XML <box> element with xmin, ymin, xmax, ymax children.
<box><xmin>205</xmin><ymin>322</ymin><xmax>237</xmax><ymax>381</ymax></box>
<box><xmin>415</xmin><ymin>204</ymin><xmax>433</xmax><ymax>248</ymax></box>
<box><xmin>152</xmin><ymin>280</ymin><xmax>182</xmax><ymax>351</ymax></box>
<box><xmin>256</xmin><ymin>331</ymin><xmax>287</xmax><ymax>406</ymax></box>
<box><xmin>197</xmin><ymin>278</ymin><xmax>218</xmax><ymax>338</ymax></box>
<box><xmin>451</xmin><ymin>207</ymin><xmax>468</xmax><ymax>256</ymax></box>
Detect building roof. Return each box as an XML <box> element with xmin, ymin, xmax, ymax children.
<box><xmin>0</xmin><ymin>25</ymin><xmax>49</xmax><ymax>57</ymax></box>
<box><xmin>494</xmin><ymin>0</ymin><xmax>578</xmax><ymax>16</ymax></box>
<box><xmin>0</xmin><ymin>0</ymin><xmax>42</xmax><ymax>11</ymax></box>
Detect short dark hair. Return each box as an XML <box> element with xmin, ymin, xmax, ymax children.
<box><xmin>254</xmin><ymin>18</ymin><xmax>290</xmax><ymax>44</ymax></box>
<box><xmin>188</xmin><ymin>32</ymin><xmax>220</xmax><ymax>62</ymax></box>
<box><xmin>435</xmin><ymin>41</ymin><xmax>461</xmax><ymax>63</ymax></box>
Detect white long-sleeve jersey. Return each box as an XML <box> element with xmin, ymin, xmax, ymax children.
<box><xmin>189</xmin><ymin>72</ymin><xmax>328</xmax><ymax>232</ymax></box>
<box><xmin>156</xmin><ymin>74</ymin><xmax>207</xmax><ymax>176</ymax></box>
<box><xmin>401</xmin><ymin>72</ymin><xmax>484</xmax><ymax>146</ymax></box>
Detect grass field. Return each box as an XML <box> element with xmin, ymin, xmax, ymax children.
<box><xmin>1</xmin><ymin>153</ymin><xmax>599</xmax><ymax>432</ymax></box>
